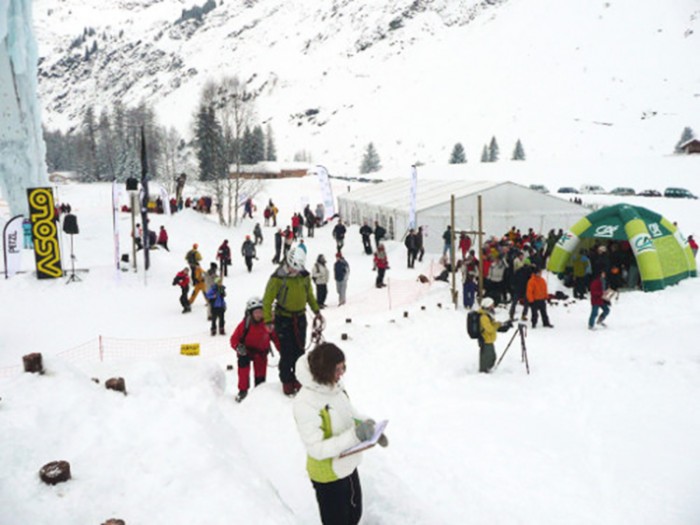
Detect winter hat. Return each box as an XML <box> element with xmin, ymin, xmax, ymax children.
<box><xmin>193</xmin><ymin>243</ymin><xmax>198</xmax><ymax>249</ymax></box>
<box><xmin>481</xmin><ymin>297</ymin><xmax>495</xmax><ymax>309</ymax></box>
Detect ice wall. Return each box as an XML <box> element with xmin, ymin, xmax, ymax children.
<box><xmin>0</xmin><ymin>0</ymin><xmax>48</xmax><ymax>217</ymax></box>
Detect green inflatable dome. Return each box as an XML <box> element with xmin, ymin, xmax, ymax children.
<box><xmin>547</xmin><ymin>204</ymin><xmax>697</xmax><ymax>291</ymax></box>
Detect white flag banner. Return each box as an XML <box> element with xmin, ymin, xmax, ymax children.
<box><xmin>316</xmin><ymin>165</ymin><xmax>336</xmax><ymax>220</ymax></box>
<box><xmin>149</xmin><ymin>181</ymin><xmax>171</xmax><ymax>215</ymax></box>
<box><xmin>409</xmin><ymin>165</ymin><xmax>418</xmax><ymax>229</ymax></box>
<box><xmin>3</xmin><ymin>214</ymin><xmax>23</xmax><ymax>278</ymax></box>
<box><xmin>112</xmin><ymin>180</ymin><xmax>120</xmax><ymax>270</ymax></box>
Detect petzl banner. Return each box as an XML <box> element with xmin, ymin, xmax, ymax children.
<box><xmin>315</xmin><ymin>165</ymin><xmax>336</xmax><ymax>220</ymax></box>
<box><xmin>409</xmin><ymin>165</ymin><xmax>418</xmax><ymax>229</ymax></box>
<box><xmin>27</xmin><ymin>187</ymin><xmax>62</xmax><ymax>279</ymax></box>
<box><xmin>3</xmin><ymin>214</ymin><xmax>23</xmax><ymax>278</ymax></box>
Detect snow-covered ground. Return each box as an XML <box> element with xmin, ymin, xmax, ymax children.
<box><xmin>1</xmin><ymin>170</ymin><xmax>700</xmax><ymax>524</ymax></box>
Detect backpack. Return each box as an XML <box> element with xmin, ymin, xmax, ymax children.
<box><xmin>186</xmin><ymin>250</ymin><xmax>197</xmax><ymax>265</ymax></box>
<box><xmin>466</xmin><ymin>310</ymin><xmax>481</xmax><ymax>340</ymax></box>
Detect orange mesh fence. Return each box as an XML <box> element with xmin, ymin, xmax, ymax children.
<box><xmin>0</xmin><ymin>332</ymin><xmax>234</xmax><ymax>381</ymax></box>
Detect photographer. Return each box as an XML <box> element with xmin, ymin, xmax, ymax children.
<box><xmin>478</xmin><ymin>297</ymin><xmax>512</xmax><ymax>373</ymax></box>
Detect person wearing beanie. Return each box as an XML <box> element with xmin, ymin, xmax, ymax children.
<box><xmin>477</xmin><ymin>297</ymin><xmax>512</xmax><ymax>372</ymax></box>
<box><xmin>334</xmin><ymin>252</ymin><xmax>350</xmax><ymax>306</ymax></box>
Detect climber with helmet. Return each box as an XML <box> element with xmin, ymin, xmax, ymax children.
<box><xmin>478</xmin><ymin>296</ymin><xmax>512</xmax><ymax>373</ymax></box>
<box><xmin>262</xmin><ymin>244</ymin><xmax>323</xmax><ymax>396</ymax></box>
<box><xmin>229</xmin><ymin>297</ymin><xmax>281</xmax><ymax>402</ymax></box>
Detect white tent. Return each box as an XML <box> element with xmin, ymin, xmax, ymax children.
<box><xmin>337</xmin><ymin>179</ymin><xmax>587</xmax><ymax>252</ymax></box>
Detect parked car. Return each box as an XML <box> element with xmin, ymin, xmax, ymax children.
<box><xmin>580</xmin><ymin>184</ymin><xmax>606</xmax><ymax>194</ymax></box>
<box><xmin>529</xmin><ymin>184</ymin><xmax>549</xmax><ymax>194</ymax></box>
<box><xmin>664</xmin><ymin>187</ymin><xmax>698</xmax><ymax>199</ymax></box>
<box><xmin>557</xmin><ymin>186</ymin><xmax>579</xmax><ymax>194</ymax></box>
<box><xmin>609</xmin><ymin>187</ymin><xmax>636</xmax><ymax>196</ymax></box>
<box><xmin>638</xmin><ymin>189</ymin><xmax>661</xmax><ymax>197</ymax></box>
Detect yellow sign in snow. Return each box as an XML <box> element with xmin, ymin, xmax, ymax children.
<box><xmin>180</xmin><ymin>343</ymin><xmax>200</xmax><ymax>356</ymax></box>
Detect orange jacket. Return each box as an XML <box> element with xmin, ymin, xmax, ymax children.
<box><xmin>526</xmin><ymin>274</ymin><xmax>548</xmax><ymax>302</ymax></box>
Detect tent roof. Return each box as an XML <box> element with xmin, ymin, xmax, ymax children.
<box><xmin>338</xmin><ymin>179</ymin><xmax>582</xmax><ymax>214</ymax></box>
<box><xmin>339</xmin><ymin>179</ymin><xmax>505</xmax><ymax>212</ymax></box>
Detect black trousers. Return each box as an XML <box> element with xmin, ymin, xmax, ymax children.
<box><xmin>316</xmin><ymin>284</ymin><xmax>328</xmax><ymax>307</ymax></box>
<box><xmin>530</xmin><ymin>300</ymin><xmax>550</xmax><ymax>327</ymax></box>
<box><xmin>179</xmin><ymin>286</ymin><xmax>189</xmax><ymax>309</ymax></box>
<box><xmin>211</xmin><ymin>306</ymin><xmax>225</xmax><ymax>332</ymax></box>
<box><xmin>244</xmin><ymin>256</ymin><xmax>254</xmax><ymax>272</ymax></box>
<box><xmin>312</xmin><ymin>469</ymin><xmax>362</xmax><ymax>525</ymax></box>
<box><xmin>362</xmin><ymin>235</ymin><xmax>372</xmax><ymax>254</ymax></box>
<box><xmin>275</xmin><ymin>314</ymin><xmax>307</xmax><ymax>384</ymax></box>
<box><xmin>376</xmin><ymin>267</ymin><xmax>386</xmax><ymax>287</ymax></box>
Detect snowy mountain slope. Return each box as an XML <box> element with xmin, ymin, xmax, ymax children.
<box><xmin>32</xmin><ymin>0</ymin><xmax>700</xmax><ymax>171</ymax></box>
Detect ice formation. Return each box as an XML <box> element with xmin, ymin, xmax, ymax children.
<box><xmin>0</xmin><ymin>0</ymin><xmax>48</xmax><ymax>217</ymax></box>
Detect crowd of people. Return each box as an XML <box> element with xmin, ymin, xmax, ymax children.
<box><xmin>162</xmin><ymin>195</ymin><xmax>700</xmax><ymax>525</ymax></box>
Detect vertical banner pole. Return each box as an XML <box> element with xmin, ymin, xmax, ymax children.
<box><xmin>478</xmin><ymin>195</ymin><xmax>484</xmax><ymax>302</ymax></box>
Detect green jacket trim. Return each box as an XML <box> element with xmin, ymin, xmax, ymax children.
<box><xmin>306</xmin><ymin>405</ymin><xmax>338</xmax><ymax>483</ymax></box>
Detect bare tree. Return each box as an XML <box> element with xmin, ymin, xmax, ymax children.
<box><xmin>218</xmin><ymin>75</ymin><xmax>260</xmax><ymax>227</ymax></box>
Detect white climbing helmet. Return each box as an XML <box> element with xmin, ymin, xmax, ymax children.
<box><xmin>287</xmin><ymin>245</ymin><xmax>306</xmax><ymax>271</ymax></box>
<box><xmin>481</xmin><ymin>297</ymin><xmax>495</xmax><ymax>309</ymax></box>
<box><xmin>246</xmin><ymin>296</ymin><xmax>263</xmax><ymax>312</ymax></box>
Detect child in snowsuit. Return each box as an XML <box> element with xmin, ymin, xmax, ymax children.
<box><xmin>230</xmin><ymin>297</ymin><xmax>281</xmax><ymax>402</ymax></box>
<box><xmin>205</xmin><ymin>278</ymin><xmax>227</xmax><ymax>335</ymax></box>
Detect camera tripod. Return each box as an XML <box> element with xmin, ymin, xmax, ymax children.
<box><xmin>65</xmin><ymin>233</ymin><xmax>82</xmax><ymax>284</ymax></box>
<box><xmin>495</xmin><ymin>321</ymin><xmax>530</xmax><ymax>374</ymax></box>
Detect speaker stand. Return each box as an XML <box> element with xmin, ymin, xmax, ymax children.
<box><xmin>65</xmin><ymin>234</ymin><xmax>82</xmax><ymax>284</ymax></box>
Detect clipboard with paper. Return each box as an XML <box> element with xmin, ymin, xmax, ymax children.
<box><xmin>339</xmin><ymin>420</ymin><xmax>389</xmax><ymax>458</ymax></box>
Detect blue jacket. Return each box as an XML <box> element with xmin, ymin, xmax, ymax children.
<box><xmin>205</xmin><ymin>284</ymin><xmax>226</xmax><ymax>309</ymax></box>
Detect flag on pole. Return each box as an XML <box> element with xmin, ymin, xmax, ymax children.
<box><xmin>140</xmin><ymin>126</ymin><xmax>151</xmax><ymax>270</ymax></box>
<box><xmin>409</xmin><ymin>165</ymin><xmax>418</xmax><ymax>229</ymax></box>
<box><xmin>112</xmin><ymin>180</ymin><xmax>120</xmax><ymax>270</ymax></box>
<box><xmin>316</xmin><ymin>165</ymin><xmax>336</xmax><ymax>220</ymax></box>
<box><xmin>3</xmin><ymin>215</ymin><xmax>23</xmax><ymax>278</ymax></box>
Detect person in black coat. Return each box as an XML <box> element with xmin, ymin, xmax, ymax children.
<box><xmin>509</xmin><ymin>253</ymin><xmax>533</xmax><ymax>321</ymax></box>
<box><xmin>241</xmin><ymin>236</ymin><xmax>257</xmax><ymax>272</ymax></box>
<box><xmin>359</xmin><ymin>222</ymin><xmax>373</xmax><ymax>255</ymax></box>
<box><xmin>332</xmin><ymin>220</ymin><xmax>347</xmax><ymax>253</ymax></box>
<box><xmin>374</xmin><ymin>221</ymin><xmax>386</xmax><ymax>250</ymax></box>
<box><xmin>404</xmin><ymin>229</ymin><xmax>418</xmax><ymax>268</ymax></box>
<box><xmin>273</xmin><ymin>229</ymin><xmax>283</xmax><ymax>264</ymax></box>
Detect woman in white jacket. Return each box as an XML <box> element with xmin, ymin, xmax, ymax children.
<box><xmin>293</xmin><ymin>343</ymin><xmax>385</xmax><ymax>525</ymax></box>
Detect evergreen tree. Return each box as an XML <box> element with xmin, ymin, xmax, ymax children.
<box><xmin>96</xmin><ymin>109</ymin><xmax>116</xmax><ymax>180</ymax></box>
<box><xmin>360</xmin><ymin>142</ymin><xmax>381</xmax><ymax>174</ymax></box>
<box><xmin>488</xmin><ymin>136</ymin><xmax>499</xmax><ymax>162</ymax></box>
<box><xmin>77</xmin><ymin>106</ymin><xmax>98</xmax><ymax>181</ymax></box>
<box><xmin>480</xmin><ymin>145</ymin><xmax>489</xmax><ymax>163</ymax></box>
<box><xmin>512</xmin><ymin>139</ymin><xmax>526</xmax><ymax>161</ymax></box>
<box><xmin>241</xmin><ymin>126</ymin><xmax>256</xmax><ymax>164</ymax></box>
<box><xmin>675</xmin><ymin>127</ymin><xmax>695</xmax><ymax>153</ymax></box>
<box><xmin>449</xmin><ymin>143</ymin><xmax>466</xmax><ymax>164</ymax></box>
<box><xmin>265</xmin><ymin>124</ymin><xmax>277</xmax><ymax>161</ymax></box>
<box><xmin>194</xmin><ymin>104</ymin><xmax>226</xmax><ymax>181</ymax></box>
<box><xmin>251</xmin><ymin>125</ymin><xmax>265</xmax><ymax>163</ymax></box>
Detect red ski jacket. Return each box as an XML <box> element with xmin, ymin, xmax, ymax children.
<box><xmin>230</xmin><ymin>319</ymin><xmax>281</xmax><ymax>353</ymax></box>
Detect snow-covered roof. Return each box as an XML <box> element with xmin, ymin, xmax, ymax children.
<box><xmin>232</xmin><ymin>161</ymin><xmax>312</xmax><ymax>174</ymax></box>
<box><xmin>339</xmin><ymin>179</ymin><xmax>503</xmax><ymax>212</ymax></box>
